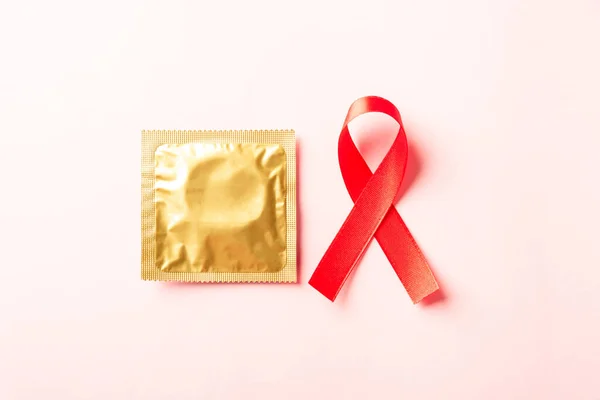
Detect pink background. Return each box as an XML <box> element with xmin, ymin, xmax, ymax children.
<box><xmin>1</xmin><ymin>0</ymin><xmax>599</xmax><ymax>399</ymax></box>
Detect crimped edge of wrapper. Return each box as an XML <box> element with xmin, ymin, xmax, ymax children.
<box><xmin>141</xmin><ymin>129</ymin><xmax>297</xmax><ymax>283</ymax></box>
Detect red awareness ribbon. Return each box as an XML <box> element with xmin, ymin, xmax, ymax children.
<box><xmin>309</xmin><ymin>96</ymin><xmax>439</xmax><ymax>303</ymax></box>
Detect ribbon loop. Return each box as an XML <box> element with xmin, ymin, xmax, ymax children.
<box><xmin>309</xmin><ymin>96</ymin><xmax>439</xmax><ymax>303</ymax></box>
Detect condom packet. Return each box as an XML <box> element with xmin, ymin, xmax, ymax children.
<box><xmin>141</xmin><ymin>130</ymin><xmax>296</xmax><ymax>282</ymax></box>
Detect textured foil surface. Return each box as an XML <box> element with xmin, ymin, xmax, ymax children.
<box><xmin>155</xmin><ymin>143</ymin><xmax>286</xmax><ymax>273</ymax></box>
<box><xmin>141</xmin><ymin>130</ymin><xmax>296</xmax><ymax>283</ymax></box>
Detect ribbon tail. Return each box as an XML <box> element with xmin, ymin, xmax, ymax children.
<box><xmin>375</xmin><ymin>207</ymin><xmax>439</xmax><ymax>303</ymax></box>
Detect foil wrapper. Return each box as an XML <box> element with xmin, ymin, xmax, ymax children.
<box><xmin>141</xmin><ymin>130</ymin><xmax>296</xmax><ymax>282</ymax></box>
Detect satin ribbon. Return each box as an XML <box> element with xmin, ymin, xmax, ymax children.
<box><xmin>309</xmin><ymin>96</ymin><xmax>439</xmax><ymax>303</ymax></box>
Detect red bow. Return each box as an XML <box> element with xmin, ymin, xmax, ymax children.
<box><xmin>309</xmin><ymin>96</ymin><xmax>439</xmax><ymax>303</ymax></box>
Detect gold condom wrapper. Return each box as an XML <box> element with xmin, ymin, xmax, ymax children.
<box><xmin>141</xmin><ymin>130</ymin><xmax>296</xmax><ymax>282</ymax></box>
